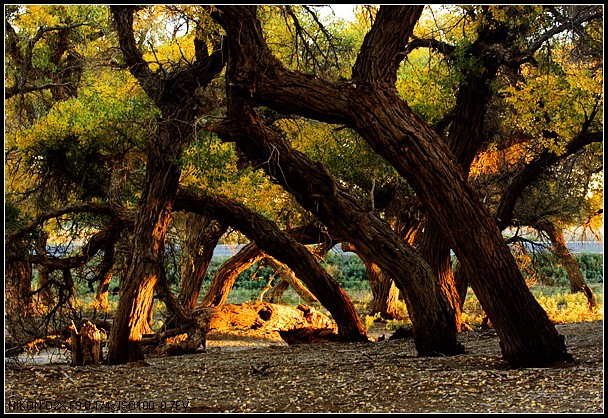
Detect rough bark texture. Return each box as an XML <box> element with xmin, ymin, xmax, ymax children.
<box><xmin>176</xmin><ymin>190</ymin><xmax>368</xmax><ymax>342</ymax></box>
<box><xmin>211</xmin><ymin>5</ymin><xmax>572</xmax><ymax>367</ymax></box>
<box><xmin>196</xmin><ymin>302</ymin><xmax>336</xmax><ymax>335</ymax></box>
<box><xmin>107</xmin><ymin>6</ymin><xmax>225</xmax><ymax>364</ymax></box>
<box><xmin>341</xmin><ymin>242</ymin><xmax>401</xmax><ymax>320</ymax></box>
<box><xmin>214</xmin><ymin>106</ymin><xmax>461</xmax><ymax>355</ymax></box>
<box><xmin>178</xmin><ymin>213</ymin><xmax>227</xmax><ymax>310</ymax></box>
<box><xmin>69</xmin><ymin>321</ymin><xmax>102</xmax><ymax>366</ymax></box>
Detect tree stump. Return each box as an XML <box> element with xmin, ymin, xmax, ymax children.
<box><xmin>69</xmin><ymin>321</ymin><xmax>101</xmax><ymax>365</ymax></box>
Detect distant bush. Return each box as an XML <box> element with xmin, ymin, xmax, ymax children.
<box><xmin>533</xmin><ymin>252</ymin><xmax>603</xmax><ymax>286</ymax></box>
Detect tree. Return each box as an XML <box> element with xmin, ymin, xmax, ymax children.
<box><xmin>210</xmin><ymin>5</ymin><xmax>575</xmax><ymax>367</ymax></box>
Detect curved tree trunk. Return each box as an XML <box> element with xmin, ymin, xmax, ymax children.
<box><xmin>176</xmin><ymin>190</ymin><xmax>369</xmax><ymax>342</ymax></box>
<box><xmin>212</xmin><ymin>107</ymin><xmax>461</xmax><ymax>356</ymax></box>
<box><xmin>95</xmin><ymin>273</ymin><xmax>113</xmax><ymax>312</ymax></box>
<box><xmin>211</xmin><ymin>5</ymin><xmax>571</xmax><ymax>367</ymax></box>
<box><xmin>200</xmin><ymin>242</ymin><xmax>266</xmax><ymax>307</ymax></box>
<box><xmin>201</xmin><ymin>224</ymin><xmax>339</xmax><ymax>307</ymax></box>
<box><xmin>536</xmin><ymin>220</ymin><xmax>597</xmax><ymax>309</ymax></box>
<box><xmin>178</xmin><ymin>213</ymin><xmax>227</xmax><ymax>310</ymax></box>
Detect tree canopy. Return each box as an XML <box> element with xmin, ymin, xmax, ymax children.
<box><xmin>4</xmin><ymin>5</ymin><xmax>602</xmax><ymax>368</ymax></box>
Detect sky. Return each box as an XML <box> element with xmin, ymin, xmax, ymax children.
<box><xmin>320</xmin><ymin>4</ymin><xmax>357</xmax><ymax>21</ymax></box>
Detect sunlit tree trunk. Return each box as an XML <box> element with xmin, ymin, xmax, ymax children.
<box><xmin>107</xmin><ymin>154</ymin><xmax>181</xmax><ymax>364</ymax></box>
<box><xmin>536</xmin><ymin>220</ymin><xmax>597</xmax><ymax>309</ymax></box>
<box><xmin>176</xmin><ymin>191</ymin><xmax>369</xmax><ymax>341</ymax></box>
<box><xmin>107</xmin><ymin>5</ymin><xmax>225</xmax><ymax>364</ymax></box>
<box><xmin>200</xmin><ymin>242</ymin><xmax>266</xmax><ymax>307</ymax></box>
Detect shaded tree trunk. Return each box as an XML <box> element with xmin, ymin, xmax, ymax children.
<box><xmin>201</xmin><ymin>224</ymin><xmax>338</xmax><ymax>308</ymax></box>
<box><xmin>211</xmin><ymin>5</ymin><xmax>571</xmax><ymax>366</ymax></box>
<box><xmin>536</xmin><ymin>220</ymin><xmax>597</xmax><ymax>309</ymax></box>
<box><xmin>107</xmin><ymin>155</ymin><xmax>182</xmax><ymax>364</ymax></box>
<box><xmin>5</xmin><ymin>259</ymin><xmax>34</xmax><ymax>318</ymax></box>
<box><xmin>34</xmin><ymin>231</ymin><xmax>57</xmax><ymax>311</ymax></box>
<box><xmin>178</xmin><ymin>213</ymin><xmax>227</xmax><ymax>310</ymax></box>
<box><xmin>341</xmin><ymin>242</ymin><xmax>401</xmax><ymax>320</ymax></box>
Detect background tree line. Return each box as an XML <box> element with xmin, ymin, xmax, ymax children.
<box><xmin>5</xmin><ymin>5</ymin><xmax>603</xmax><ymax>367</ymax></box>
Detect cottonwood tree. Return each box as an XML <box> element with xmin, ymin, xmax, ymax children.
<box><xmin>209</xmin><ymin>5</ymin><xmax>577</xmax><ymax>367</ymax></box>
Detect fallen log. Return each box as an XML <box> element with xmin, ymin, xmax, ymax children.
<box><xmin>150</xmin><ymin>302</ymin><xmax>339</xmax><ymax>355</ymax></box>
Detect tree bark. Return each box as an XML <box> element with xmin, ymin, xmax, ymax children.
<box><xmin>341</xmin><ymin>242</ymin><xmax>401</xmax><ymax>320</ymax></box>
<box><xmin>212</xmin><ymin>107</ymin><xmax>461</xmax><ymax>356</ymax></box>
<box><xmin>535</xmin><ymin>220</ymin><xmax>597</xmax><ymax>309</ymax></box>
<box><xmin>211</xmin><ymin>5</ymin><xmax>572</xmax><ymax>367</ymax></box>
<box><xmin>263</xmin><ymin>257</ymin><xmax>320</xmax><ymax>305</ymax></box>
<box><xmin>178</xmin><ymin>213</ymin><xmax>227</xmax><ymax>310</ymax></box>
<box><xmin>175</xmin><ymin>190</ymin><xmax>369</xmax><ymax>342</ymax></box>
<box><xmin>107</xmin><ymin>5</ymin><xmax>225</xmax><ymax>364</ymax></box>
<box><xmin>200</xmin><ymin>242</ymin><xmax>266</xmax><ymax>307</ymax></box>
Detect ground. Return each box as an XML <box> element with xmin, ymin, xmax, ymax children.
<box><xmin>4</xmin><ymin>320</ymin><xmax>604</xmax><ymax>413</ymax></box>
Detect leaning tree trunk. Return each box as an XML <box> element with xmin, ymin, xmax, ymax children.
<box><xmin>536</xmin><ymin>220</ymin><xmax>597</xmax><ymax>309</ymax></box>
<box><xmin>213</xmin><ymin>109</ymin><xmax>460</xmax><ymax>356</ymax></box>
<box><xmin>211</xmin><ymin>4</ymin><xmax>571</xmax><ymax>367</ymax></box>
<box><xmin>176</xmin><ymin>191</ymin><xmax>369</xmax><ymax>342</ymax></box>
<box><xmin>341</xmin><ymin>242</ymin><xmax>401</xmax><ymax>320</ymax></box>
<box><xmin>262</xmin><ymin>257</ymin><xmax>320</xmax><ymax>305</ymax></box>
<box><xmin>200</xmin><ymin>242</ymin><xmax>266</xmax><ymax>307</ymax></box>
<box><xmin>178</xmin><ymin>213</ymin><xmax>227</xmax><ymax>310</ymax></box>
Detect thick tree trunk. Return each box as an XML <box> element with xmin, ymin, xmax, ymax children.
<box><xmin>213</xmin><ymin>110</ymin><xmax>461</xmax><ymax>356</ymax></box>
<box><xmin>107</xmin><ymin>5</ymin><xmax>225</xmax><ymax>364</ymax></box>
<box><xmin>5</xmin><ymin>259</ymin><xmax>34</xmax><ymax>318</ymax></box>
<box><xmin>536</xmin><ymin>220</ymin><xmax>597</xmax><ymax>309</ymax></box>
<box><xmin>176</xmin><ymin>190</ymin><xmax>369</xmax><ymax>342</ymax></box>
<box><xmin>107</xmin><ymin>157</ymin><xmax>181</xmax><ymax>364</ymax></box>
<box><xmin>212</xmin><ymin>5</ymin><xmax>571</xmax><ymax>366</ymax></box>
<box><xmin>178</xmin><ymin>213</ymin><xmax>227</xmax><ymax>310</ymax></box>
<box><xmin>195</xmin><ymin>302</ymin><xmax>336</xmax><ymax>335</ymax></box>
<box><xmin>415</xmin><ymin>220</ymin><xmax>465</xmax><ymax>331</ymax></box>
